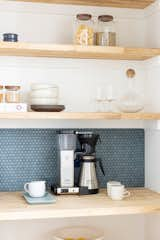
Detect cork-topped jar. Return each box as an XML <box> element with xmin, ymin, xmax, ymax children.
<box><xmin>75</xmin><ymin>14</ymin><xmax>94</xmax><ymax>45</ymax></box>
<box><xmin>118</xmin><ymin>69</ymin><xmax>144</xmax><ymax>113</ymax></box>
<box><xmin>96</xmin><ymin>15</ymin><xmax>116</xmax><ymax>46</ymax></box>
<box><xmin>5</xmin><ymin>85</ymin><xmax>21</xmax><ymax>103</ymax></box>
<box><xmin>0</xmin><ymin>85</ymin><xmax>4</xmax><ymax>103</ymax></box>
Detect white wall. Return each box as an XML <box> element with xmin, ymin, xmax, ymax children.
<box><xmin>145</xmin><ymin>0</ymin><xmax>160</xmax><ymax>48</ymax></box>
<box><xmin>144</xmin><ymin>58</ymin><xmax>160</xmax><ymax>112</ymax></box>
<box><xmin>144</xmin><ymin>0</ymin><xmax>160</xmax><ymax>112</ymax></box>
<box><xmin>145</xmin><ymin>129</ymin><xmax>160</xmax><ymax>192</ymax></box>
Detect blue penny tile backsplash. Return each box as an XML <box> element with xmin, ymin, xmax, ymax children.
<box><xmin>0</xmin><ymin>129</ymin><xmax>144</xmax><ymax>191</ymax></box>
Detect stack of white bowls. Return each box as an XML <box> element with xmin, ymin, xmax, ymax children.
<box><xmin>30</xmin><ymin>84</ymin><xmax>59</xmax><ymax>105</ymax></box>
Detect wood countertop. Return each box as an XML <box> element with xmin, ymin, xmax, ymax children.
<box><xmin>0</xmin><ymin>188</ymin><xmax>160</xmax><ymax>221</ymax></box>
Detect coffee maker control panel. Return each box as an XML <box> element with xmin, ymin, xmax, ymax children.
<box><xmin>53</xmin><ymin>187</ymin><xmax>79</xmax><ymax>195</ymax></box>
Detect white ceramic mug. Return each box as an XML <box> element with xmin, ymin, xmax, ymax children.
<box><xmin>110</xmin><ymin>184</ymin><xmax>130</xmax><ymax>201</ymax></box>
<box><xmin>24</xmin><ymin>181</ymin><xmax>46</xmax><ymax>198</ymax></box>
<box><xmin>107</xmin><ymin>181</ymin><xmax>121</xmax><ymax>197</ymax></box>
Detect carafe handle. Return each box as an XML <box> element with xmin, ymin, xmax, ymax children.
<box><xmin>98</xmin><ymin>136</ymin><xmax>101</xmax><ymax>144</ymax></box>
<box><xmin>97</xmin><ymin>158</ymin><xmax>105</xmax><ymax>176</ymax></box>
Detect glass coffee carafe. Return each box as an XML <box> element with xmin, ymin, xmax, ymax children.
<box><xmin>118</xmin><ymin>69</ymin><xmax>144</xmax><ymax>113</ymax></box>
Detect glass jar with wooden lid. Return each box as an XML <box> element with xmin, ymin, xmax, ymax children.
<box><xmin>5</xmin><ymin>85</ymin><xmax>21</xmax><ymax>103</ymax></box>
<box><xmin>96</xmin><ymin>15</ymin><xmax>116</xmax><ymax>46</ymax></box>
<box><xmin>75</xmin><ymin>14</ymin><xmax>94</xmax><ymax>45</ymax></box>
<box><xmin>0</xmin><ymin>85</ymin><xmax>4</xmax><ymax>103</ymax></box>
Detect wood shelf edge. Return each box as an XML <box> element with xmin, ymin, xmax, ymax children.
<box><xmin>0</xmin><ymin>112</ymin><xmax>160</xmax><ymax>120</ymax></box>
<box><xmin>13</xmin><ymin>0</ymin><xmax>155</xmax><ymax>9</ymax></box>
<box><xmin>0</xmin><ymin>112</ymin><xmax>121</xmax><ymax>120</ymax></box>
<box><xmin>120</xmin><ymin>113</ymin><xmax>160</xmax><ymax>120</ymax></box>
<box><xmin>0</xmin><ymin>42</ymin><xmax>159</xmax><ymax>60</ymax></box>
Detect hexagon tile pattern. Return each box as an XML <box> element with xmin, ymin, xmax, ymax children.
<box><xmin>0</xmin><ymin>129</ymin><xmax>144</xmax><ymax>191</ymax></box>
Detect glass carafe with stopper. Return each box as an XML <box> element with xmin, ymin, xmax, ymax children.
<box><xmin>118</xmin><ymin>69</ymin><xmax>144</xmax><ymax>113</ymax></box>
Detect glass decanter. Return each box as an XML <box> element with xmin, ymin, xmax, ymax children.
<box><xmin>118</xmin><ymin>69</ymin><xmax>144</xmax><ymax>113</ymax></box>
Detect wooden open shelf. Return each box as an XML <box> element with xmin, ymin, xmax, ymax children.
<box><xmin>0</xmin><ymin>112</ymin><xmax>160</xmax><ymax>120</ymax></box>
<box><xmin>120</xmin><ymin>113</ymin><xmax>160</xmax><ymax>120</ymax></box>
<box><xmin>14</xmin><ymin>0</ymin><xmax>155</xmax><ymax>9</ymax></box>
<box><xmin>0</xmin><ymin>42</ymin><xmax>160</xmax><ymax>60</ymax></box>
<box><xmin>0</xmin><ymin>188</ymin><xmax>159</xmax><ymax>221</ymax></box>
<box><xmin>0</xmin><ymin>112</ymin><xmax>120</xmax><ymax>120</ymax></box>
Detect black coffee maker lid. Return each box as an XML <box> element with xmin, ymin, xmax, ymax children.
<box><xmin>77</xmin><ymin>132</ymin><xmax>99</xmax><ymax>145</ymax></box>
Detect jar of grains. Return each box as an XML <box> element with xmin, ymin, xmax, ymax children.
<box><xmin>75</xmin><ymin>14</ymin><xmax>94</xmax><ymax>45</ymax></box>
<box><xmin>5</xmin><ymin>85</ymin><xmax>21</xmax><ymax>103</ymax></box>
<box><xmin>96</xmin><ymin>15</ymin><xmax>116</xmax><ymax>46</ymax></box>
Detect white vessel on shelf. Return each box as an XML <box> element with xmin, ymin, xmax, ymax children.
<box><xmin>118</xmin><ymin>69</ymin><xmax>144</xmax><ymax>113</ymax></box>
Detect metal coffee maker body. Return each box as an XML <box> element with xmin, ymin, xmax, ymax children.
<box><xmin>79</xmin><ymin>156</ymin><xmax>99</xmax><ymax>194</ymax></box>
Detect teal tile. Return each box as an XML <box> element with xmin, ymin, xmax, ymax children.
<box><xmin>0</xmin><ymin>129</ymin><xmax>144</xmax><ymax>191</ymax></box>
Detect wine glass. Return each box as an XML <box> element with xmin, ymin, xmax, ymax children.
<box><xmin>95</xmin><ymin>85</ymin><xmax>116</xmax><ymax>112</ymax></box>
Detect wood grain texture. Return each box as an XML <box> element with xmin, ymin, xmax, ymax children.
<box><xmin>0</xmin><ymin>112</ymin><xmax>121</xmax><ymax>120</ymax></box>
<box><xmin>0</xmin><ymin>112</ymin><xmax>160</xmax><ymax>120</ymax></box>
<box><xmin>0</xmin><ymin>42</ymin><xmax>160</xmax><ymax>60</ymax></box>
<box><xmin>121</xmin><ymin>113</ymin><xmax>160</xmax><ymax>120</ymax></box>
<box><xmin>0</xmin><ymin>188</ymin><xmax>159</xmax><ymax>221</ymax></box>
<box><xmin>14</xmin><ymin>0</ymin><xmax>155</xmax><ymax>9</ymax></box>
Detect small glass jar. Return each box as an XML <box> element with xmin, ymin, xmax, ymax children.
<box><xmin>75</xmin><ymin>14</ymin><xmax>94</xmax><ymax>45</ymax></box>
<box><xmin>96</xmin><ymin>15</ymin><xmax>116</xmax><ymax>46</ymax></box>
<box><xmin>0</xmin><ymin>85</ymin><xmax>4</xmax><ymax>103</ymax></box>
<box><xmin>5</xmin><ymin>86</ymin><xmax>21</xmax><ymax>103</ymax></box>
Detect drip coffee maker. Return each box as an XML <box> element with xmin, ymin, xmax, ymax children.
<box><xmin>53</xmin><ymin>131</ymin><xmax>105</xmax><ymax>195</ymax></box>
<box><xmin>77</xmin><ymin>132</ymin><xmax>105</xmax><ymax>194</ymax></box>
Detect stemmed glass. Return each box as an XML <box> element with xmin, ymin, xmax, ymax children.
<box><xmin>96</xmin><ymin>85</ymin><xmax>116</xmax><ymax>112</ymax></box>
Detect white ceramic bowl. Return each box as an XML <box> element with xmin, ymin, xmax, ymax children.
<box><xmin>30</xmin><ymin>97</ymin><xmax>58</xmax><ymax>105</ymax></box>
<box><xmin>119</xmin><ymin>104</ymin><xmax>144</xmax><ymax>113</ymax></box>
<box><xmin>30</xmin><ymin>88</ymin><xmax>59</xmax><ymax>98</ymax></box>
<box><xmin>31</xmin><ymin>83</ymin><xmax>58</xmax><ymax>91</ymax></box>
<box><xmin>53</xmin><ymin>226</ymin><xmax>104</xmax><ymax>240</ymax></box>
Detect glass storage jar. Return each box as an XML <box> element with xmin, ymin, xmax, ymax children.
<box><xmin>96</xmin><ymin>15</ymin><xmax>116</xmax><ymax>46</ymax></box>
<box><xmin>118</xmin><ymin>69</ymin><xmax>144</xmax><ymax>113</ymax></box>
<box><xmin>5</xmin><ymin>85</ymin><xmax>21</xmax><ymax>103</ymax></box>
<box><xmin>75</xmin><ymin>14</ymin><xmax>94</xmax><ymax>45</ymax></box>
<box><xmin>0</xmin><ymin>85</ymin><xmax>4</xmax><ymax>103</ymax></box>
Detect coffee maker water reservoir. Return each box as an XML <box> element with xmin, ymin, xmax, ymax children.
<box><xmin>58</xmin><ymin>133</ymin><xmax>77</xmax><ymax>188</ymax></box>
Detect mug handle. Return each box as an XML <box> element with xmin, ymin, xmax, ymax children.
<box><xmin>24</xmin><ymin>183</ymin><xmax>29</xmax><ymax>193</ymax></box>
<box><xmin>123</xmin><ymin>190</ymin><xmax>130</xmax><ymax>198</ymax></box>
